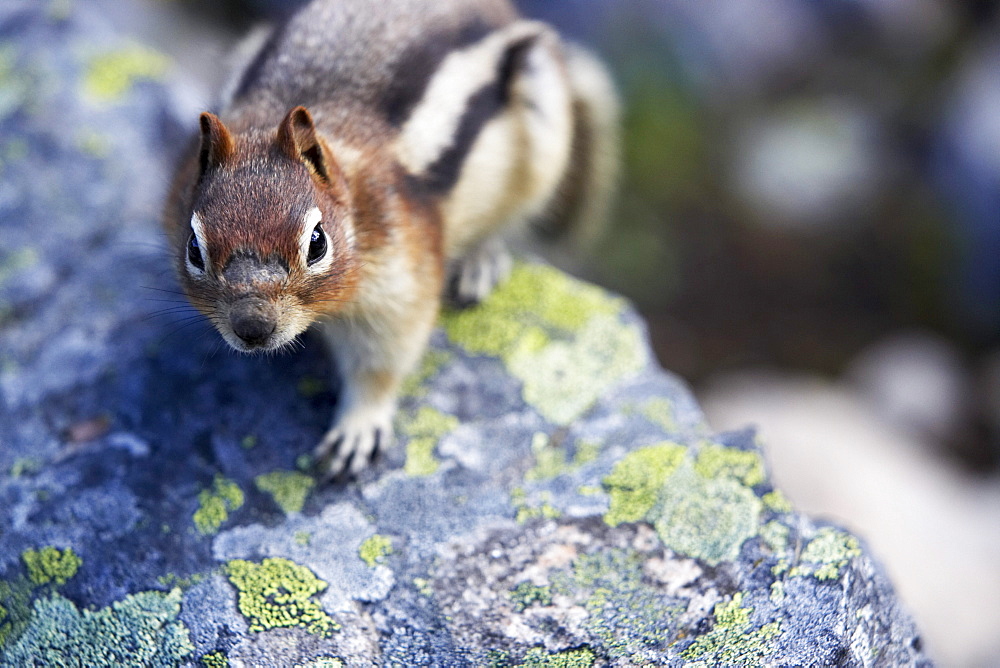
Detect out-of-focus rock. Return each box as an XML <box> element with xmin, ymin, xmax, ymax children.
<box><xmin>0</xmin><ymin>2</ymin><xmax>930</xmax><ymax>666</ymax></box>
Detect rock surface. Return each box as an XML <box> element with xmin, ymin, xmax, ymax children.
<box><xmin>0</xmin><ymin>3</ymin><xmax>931</xmax><ymax>666</ymax></box>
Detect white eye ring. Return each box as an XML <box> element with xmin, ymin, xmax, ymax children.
<box><xmin>186</xmin><ymin>213</ymin><xmax>209</xmax><ymax>275</ymax></box>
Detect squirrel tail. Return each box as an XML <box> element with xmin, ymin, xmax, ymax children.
<box><xmin>533</xmin><ymin>43</ymin><xmax>621</xmax><ymax>250</ymax></box>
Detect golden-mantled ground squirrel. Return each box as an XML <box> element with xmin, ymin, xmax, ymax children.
<box><xmin>164</xmin><ymin>0</ymin><xmax>619</xmax><ymax>478</ymax></box>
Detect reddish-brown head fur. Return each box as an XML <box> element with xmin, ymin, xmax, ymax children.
<box><xmin>179</xmin><ymin>107</ymin><xmax>360</xmax><ymax>353</ymax></box>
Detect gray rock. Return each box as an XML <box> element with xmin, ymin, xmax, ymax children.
<box><xmin>0</xmin><ymin>2</ymin><xmax>930</xmax><ymax>666</ymax></box>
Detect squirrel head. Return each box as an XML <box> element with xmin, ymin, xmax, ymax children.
<box><xmin>179</xmin><ymin>107</ymin><xmax>359</xmax><ymax>353</ymax></box>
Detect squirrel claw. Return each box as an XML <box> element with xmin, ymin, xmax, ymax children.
<box><xmin>448</xmin><ymin>237</ymin><xmax>511</xmax><ymax>308</ymax></box>
<box><xmin>314</xmin><ymin>408</ymin><xmax>392</xmax><ymax>479</ymax></box>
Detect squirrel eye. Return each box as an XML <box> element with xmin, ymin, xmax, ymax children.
<box><xmin>187</xmin><ymin>232</ymin><xmax>205</xmax><ymax>271</ymax></box>
<box><xmin>306</xmin><ymin>224</ymin><xmax>327</xmax><ymax>265</ymax></box>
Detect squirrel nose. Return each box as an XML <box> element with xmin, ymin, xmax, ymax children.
<box><xmin>230</xmin><ymin>299</ymin><xmax>277</xmax><ymax>346</ymax></box>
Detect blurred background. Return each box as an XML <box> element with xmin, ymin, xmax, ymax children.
<box><xmin>95</xmin><ymin>0</ymin><xmax>1000</xmax><ymax>664</ymax></box>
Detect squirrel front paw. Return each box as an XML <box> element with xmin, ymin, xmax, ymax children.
<box><xmin>314</xmin><ymin>404</ymin><xmax>394</xmax><ymax>479</ymax></box>
<box><xmin>447</xmin><ymin>237</ymin><xmax>511</xmax><ymax>308</ymax></box>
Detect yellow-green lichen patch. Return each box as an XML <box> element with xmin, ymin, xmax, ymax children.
<box><xmin>512</xmin><ymin>488</ymin><xmax>562</xmax><ymax>524</ymax></box>
<box><xmin>510</xmin><ymin>582</ymin><xmax>553</xmax><ymax>611</ymax></box>
<box><xmin>518</xmin><ymin>647</ymin><xmax>596</xmax><ymax>667</ymax></box>
<box><xmin>640</xmin><ymin>397</ymin><xmax>677</xmax><ymax>432</ymax></box>
<box><xmin>525</xmin><ymin>432</ymin><xmax>567</xmax><ymax>481</ymax></box>
<box><xmin>295</xmin><ymin>531</ymin><xmax>312</xmax><ymax>547</ymax></box>
<box><xmin>156</xmin><ymin>572</ymin><xmax>205</xmax><ymax>591</ymax></box>
<box><xmin>442</xmin><ymin>263</ymin><xmax>644</xmax><ymax>425</ymax></box>
<box><xmin>358</xmin><ymin>535</ymin><xmax>393</xmax><ymax>567</ymax></box>
<box><xmin>792</xmin><ymin>527</ymin><xmax>862</xmax><ymax>581</ymax></box>
<box><xmin>508</xmin><ymin>313</ymin><xmax>644</xmax><ymax>425</ymax></box>
<box><xmin>22</xmin><ymin>546</ymin><xmax>81</xmax><ymax>586</ymax></box>
<box><xmin>763</xmin><ymin>490</ymin><xmax>793</xmax><ymax>514</ymax></box>
<box><xmin>653</xmin><ymin>464</ymin><xmax>763</xmax><ymax>566</ymax></box>
<box><xmin>602</xmin><ymin>442</ymin><xmax>686</xmax><ymax>526</ymax></box>
<box><xmin>254</xmin><ymin>470</ymin><xmax>315</xmax><ymax>515</ymax></box>
<box><xmin>223</xmin><ymin>558</ymin><xmax>338</xmax><ymax>637</ymax></box>
<box><xmin>84</xmin><ymin>45</ymin><xmax>169</xmax><ymax>102</ymax></box>
<box><xmin>400</xmin><ymin>349</ymin><xmax>451</xmax><ymax>399</ymax></box>
<box><xmin>193</xmin><ymin>476</ymin><xmax>244</xmax><ymax>536</ymax></box>
<box><xmin>398</xmin><ymin>406</ymin><xmax>459</xmax><ymax>477</ymax></box>
<box><xmin>299</xmin><ymin>659</ymin><xmax>344</xmax><ymax>668</ymax></box>
<box><xmin>0</xmin><ymin>589</ymin><xmax>194</xmax><ymax>667</ymax></box>
<box><xmin>680</xmin><ymin>592</ymin><xmax>781</xmax><ymax>666</ymax></box>
<box><xmin>201</xmin><ymin>650</ymin><xmax>228</xmax><ymax>668</ymax></box>
<box><xmin>760</xmin><ymin>520</ymin><xmax>790</xmax><ymax>554</ymax></box>
<box><xmin>240</xmin><ymin>435</ymin><xmax>257</xmax><ymax>450</ymax></box>
<box><xmin>694</xmin><ymin>443</ymin><xmax>766</xmax><ymax>488</ymax></box>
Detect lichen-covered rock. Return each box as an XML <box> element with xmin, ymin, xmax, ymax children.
<box><xmin>0</xmin><ymin>2</ymin><xmax>931</xmax><ymax>666</ymax></box>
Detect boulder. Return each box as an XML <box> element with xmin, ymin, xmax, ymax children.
<box><xmin>0</xmin><ymin>3</ymin><xmax>930</xmax><ymax>666</ymax></box>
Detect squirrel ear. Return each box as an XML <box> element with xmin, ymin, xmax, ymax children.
<box><xmin>198</xmin><ymin>112</ymin><xmax>235</xmax><ymax>176</ymax></box>
<box><xmin>277</xmin><ymin>106</ymin><xmax>334</xmax><ymax>183</ymax></box>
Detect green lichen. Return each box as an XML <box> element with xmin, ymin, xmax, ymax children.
<box><xmin>518</xmin><ymin>647</ymin><xmax>596</xmax><ymax>667</ymax></box>
<box><xmin>640</xmin><ymin>397</ymin><xmax>676</xmax><ymax>432</ymax></box>
<box><xmin>21</xmin><ymin>547</ymin><xmax>81</xmax><ymax>586</ymax></box>
<box><xmin>602</xmin><ymin>442</ymin><xmax>686</xmax><ymax>526</ymax></box>
<box><xmin>760</xmin><ymin>520</ymin><xmax>790</xmax><ymax>554</ymax></box>
<box><xmin>694</xmin><ymin>443</ymin><xmax>766</xmax><ymax>487</ymax></box>
<box><xmin>358</xmin><ymin>535</ymin><xmax>393</xmax><ymax>567</ymax></box>
<box><xmin>653</xmin><ymin>464</ymin><xmax>763</xmax><ymax>566</ymax></box>
<box><xmin>223</xmin><ymin>558</ymin><xmax>338</xmax><ymax>636</ymax></box>
<box><xmin>240</xmin><ymin>435</ymin><xmax>257</xmax><ymax>450</ymax></box>
<box><xmin>399</xmin><ymin>406</ymin><xmax>458</xmax><ymax>476</ymax></box>
<box><xmin>201</xmin><ymin>650</ymin><xmax>228</xmax><ymax>668</ymax></box>
<box><xmin>526</xmin><ymin>432</ymin><xmax>567</xmax><ymax>481</ymax></box>
<box><xmin>549</xmin><ymin>549</ymin><xmax>674</xmax><ymax>660</ymax></box>
<box><xmin>295</xmin><ymin>531</ymin><xmax>312</xmax><ymax>547</ymax></box>
<box><xmin>509</xmin><ymin>313</ymin><xmax>644</xmax><ymax>425</ymax></box>
<box><xmin>0</xmin><ymin>589</ymin><xmax>194</xmax><ymax>667</ymax></box>
<box><xmin>193</xmin><ymin>476</ymin><xmax>244</xmax><ymax>536</ymax></box>
<box><xmin>769</xmin><ymin>581</ymin><xmax>785</xmax><ymax>604</ymax></box>
<box><xmin>400</xmin><ymin>349</ymin><xmax>451</xmax><ymax>399</ymax></box>
<box><xmin>762</xmin><ymin>490</ymin><xmax>793</xmax><ymax>514</ymax></box>
<box><xmin>442</xmin><ymin>263</ymin><xmax>644</xmax><ymax>425</ymax></box>
<box><xmin>9</xmin><ymin>457</ymin><xmax>41</xmax><ymax>478</ymax></box>
<box><xmin>793</xmin><ymin>527</ymin><xmax>862</xmax><ymax>581</ymax></box>
<box><xmin>254</xmin><ymin>471</ymin><xmax>315</xmax><ymax>515</ymax></box>
<box><xmin>298</xmin><ymin>660</ymin><xmax>343</xmax><ymax>668</ymax></box>
<box><xmin>156</xmin><ymin>572</ymin><xmax>204</xmax><ymax>591</ymax></box>
<box><xmin>511</xmin><ymin>582</ymin><xmax>552</xmax><ymax>611</ymax></box>
<box><xmin>0</xmin><ymin>578</ymin><xmax>33</xmax><ymax>648</ymax></box>
<box><xmin>573</xmin><ymin>440</ymin><xmax>601</xmax><ymax>465</ymax></box>
<box><xmin>512</xmin><ymin>488</ymin><xmax>562</xmax><ymax>523</ymax></box>
<box><xmin>681</xmin><ymin>592</ymin><xmax>781</xmax><ymax>666</ymax></box>
<box><xmin>84</xmin><ymin>45</ymin><xmax>169</xmax><ymax>102</ymax></box>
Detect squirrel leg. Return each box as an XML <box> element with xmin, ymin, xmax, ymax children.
<box><xmin>313</xmin><ymin>297</ymin><xmax>436</xmax><ymax>478</ymax></box>
<box><xmin>446</xmin><ymin>235</ymin><xmax>512</xmax><ymax>307</ymax></box>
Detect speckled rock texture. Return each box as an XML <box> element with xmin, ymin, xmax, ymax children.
<box><xmin>0</xmin><ymin>3</ymin><xmax>931</xmax><ymax>666</ymax></box>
